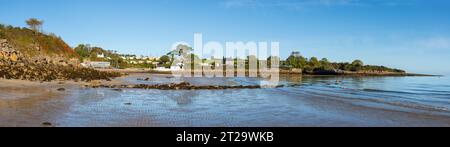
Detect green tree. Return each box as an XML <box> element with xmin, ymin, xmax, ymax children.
<box><xmin>298</xmin><ymin>56</ymin><xmax>308</xmax><ymax>69</ymax></box>
<box><xmin>352</xmin><ymin>59</ymin><xmax>364</xmax><ymax>67</ymax></box>
<box><xmin>319</xmin><ymin>58</ymin><xmax>333</xmax><ymax>70</ymax></box>
<box><xmin>159</xmin><ymin>55</ymin><xmax>170</xmax><ymax>63</ymax></box>
<box><xmin>320</xmin><ymin>58</ymin><xmax>329</xmax><ymax>64</ymax></box>
<box><xmin>286</xmin><ymin>55</ymin><xmax>299</xmax><ymax>68</ymax></box>
<box><xmin>351</xmin><ymin>59</ymin><xmax>364</xmax><ymax>71</ymax></box>
<box><xmin>286</xmin><ymin>54</ymin><xmax>308</xmax><ymax>69</ymax></box>
<box><xmin>267</xmin><ymin>56</ymin><xmax>280</xmax><ymax>67</ymax></box>
<box><xmin>309</xmin><ymin>57</ymin><xmax>320</xmax><ymax>68</ymax></box>
<box><xmin>74</xmin><ymin>44</ymin><xmax>91</xmax><ymax>58</ymax></box>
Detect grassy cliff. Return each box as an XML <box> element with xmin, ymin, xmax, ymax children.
<box><xmin>0</xmin><ymin>23</ymin><xmax>79</xmax><ymax>59</ymax></box>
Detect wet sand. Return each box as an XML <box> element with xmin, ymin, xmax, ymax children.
<box><xmin>0</xmin><ymin>79</ymin><xmax>65</xmax><ymax>127</ymax></box>
<box><xmin>0</xmin><ymin>74</ymin><xmax>449</xmax><ymax>127</ymax></box>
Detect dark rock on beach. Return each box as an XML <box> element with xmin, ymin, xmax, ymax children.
<box><xmin>42</xmin><ymin>122</ymin><xmax>52</xmax><ymax>126</ymax></box>
<box><xmin>137</xmin><ymin>77</ymin><xmax>151</xmax><ymax>81</ymax></box>
<box><xmin>87</xmin><ymin>82</ymin><xmax>273</xmax><ymax>90</ymax></box>
<box><xmin>112</xmin><ymin>88</ymin><xmax>123</xmax><ymax>92</ymax></box>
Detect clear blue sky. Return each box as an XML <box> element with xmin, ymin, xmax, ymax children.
<box><xmin>1</xmin><ymin>0</ymin><xmax>450</xmax><ymax>74</ymax></box>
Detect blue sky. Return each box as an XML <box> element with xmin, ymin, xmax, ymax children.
<box><xmin>1</xmin><ymin>0</ymin><xmax>450</xmax><ymax>74</ymax></box>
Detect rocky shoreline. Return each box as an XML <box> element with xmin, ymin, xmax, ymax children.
<box><xmin>279</xmin><ymin>69</ymin><xmax>434</xmax><ymax>76</ymax></box>
<box><xmin>0</xmin><ymin>39</ymin><xmax>121</xmax><ymax>82</ymax></box>
<box><xmin>86</xmin><ymin>81</ymin><xmax>286</xmax><ymax>90</ymax></box>
<box><xmin>99</xmin><ymin>68</ymin><xmax>433</xmax><ymax>77</ymax></box>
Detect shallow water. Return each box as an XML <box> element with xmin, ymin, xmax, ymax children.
<box><xmin>1</xmin><ymin>74</ymin><xmax>450</xmax><ymax>127</ymax></box>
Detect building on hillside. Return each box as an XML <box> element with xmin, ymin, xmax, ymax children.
<box><xmin>154</xmin><ymin>63</ymin><xmax>183</xmax><ymax>71</ymax></box>
<box><xmin>129</xmin><ymin>60</ymin><xmax>138</xmax><ymax>64</ymax></box>
<box><xmin>200</xmin><ymin>63</ymin><xmax>209</xmax><ymax>66</ymax></box>
<box><xmin>97</xmin><ymin>53</ymin><xmax>105</xmax><ymax>58</ymax></box>
<box><xmin>148</xmin><ymin>57</ymin><xmax>158</xmax><ymax>61</ymax></box>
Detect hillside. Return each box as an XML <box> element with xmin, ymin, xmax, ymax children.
<box><xmin>0</xmin><ymin>23</ymin><xmax>121</xmax><ymax>82</ymax></box>
<box><xmin>0</xmin><ymin>23</ymin><xmax>79</xmax><ymax>59</ymax></box>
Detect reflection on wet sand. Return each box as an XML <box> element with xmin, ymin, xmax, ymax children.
<box><xmin>0</xmin><ymin>80</ymin><xmax>67</xmax><ymax>127</ymax></box>
<box><xmin>1</xmin><ymin>74</ymin><xmax>450</xmax><ymax>127</ymax></box>
<box><xmin>167</xmin><ymin>91</ymin><xmax>199</xmax><ymax>106</ymax></box>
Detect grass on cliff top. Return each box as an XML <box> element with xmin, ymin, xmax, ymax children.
<box><xmin>0</xmin><ymin>23</ymin><xmax>79</xmax><ymax>59</ymax></box>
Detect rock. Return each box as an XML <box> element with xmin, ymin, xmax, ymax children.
<box><xmin>85</xmin><ymin>82</ymin><xmax>276</xmax><ymax>90</ymax></box>
<box><xmin>291</xmin><ymin>68</ymin><xmax>302</xmax><ymax>73</ymax></box>
<box><xmin>42</xmin><ymin>122</ymin><xmax>52</xmax><ymax>126</ymax></box>
<box><xmin>57</xmin><ymin>88</ymin><xmax>65</xmax><ymax>91</ymax></box>
<box><xmin>0</xmin><ymin>43</ymin><xmax>121</xmax><ymax>82</ymax></box>
<box><xmin>90</xmin><ymin>80</ymin><xmax>102</xmax><ymax>86</ymax></box>
<box><xmin>112</xmin><ymin>88</ymin><xmax>123</xmax><ymax>92</ymax></box>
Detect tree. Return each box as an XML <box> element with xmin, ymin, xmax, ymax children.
<box><xmin>351</xmin><ymin>59</ymin><xmax>364</xmax><ymax>71</ymax></box>
<box><xmin>320</xmin><ymin>58</ymin><xmax>329</xmax><ymax>64</ymax></box>
<box><xmin>160</xmin><ymin>55</ymin><xmax>170</xmax><ymax>63</ymax></box>
<box><xmin>267</xmin><ymin>56</ymin><xmax>279</xmax><ymax>67</ymax></box>
<box><xmin>26</xmin><ymin>18</ymin><xmax>43</xmax><ymax>32</ymax></box>
<box><xmin>351</xmin><ymin>59</ymin><xmax>364</xmax><ymax>67</ymax></box>
<box><xmin>298</xmin><ymin>56</ymin><xmax>308</xmax><ymax>69</ymax></box>
<box><xmin>309</xmin><ymin>57</ymin><xmax>320</xmax><ymax>68</ymax></box>
<box><xmin>286</xmin><ymin>55</ymin><xmax>298</xmax><ymax>68</ymax></box>
<box><xmin>167</xmin><ymin>44</ymin><xmax>193</xmax><ymax>57</ymax></box>
<box><xmin>319</xmin><ymin>58</ymin><xmax>333</xmax><ymax>70</ymax></box>
<box><xmin>74</xmin><ymin>44</ymin><xmax>91</xmax><ymax>58</ymax></box>
<box><xmin>286</xmin><ymin>54</ymin><xmax>308</xmax><ymax>69</ymax></box>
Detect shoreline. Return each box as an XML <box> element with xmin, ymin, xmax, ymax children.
<box><xmin>96</xmin><ymin>68</ymin><xmax>439</xmax><ymax>77</ymax></box>
<box><xmin>0</xmin><ymin>70</ymin><xmax>440</xmax><ymax>90</ymax></box>
<box><xmin>1</xmin><ymin>73</ymin><xmax>449</xmax><ymax>127</ymax></box>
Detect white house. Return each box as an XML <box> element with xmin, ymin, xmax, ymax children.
<box><xmin>154</xmin><ymin>63</ymin><xmax>183</xmax><ymax>71</ymax></box>
<box><xmin>200</xmin><ymin>62</ymin><xmax>211</xmax><ymax>67</ymax></box>
<box><xmin>97</xmin><ymin>53</ymin><xmax>105</xmax><ymax>58</ymax></box>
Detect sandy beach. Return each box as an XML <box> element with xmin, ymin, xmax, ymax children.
<box><xmin>1</xmin><ymin>73</ymin><xmax>449</xmax><ymax>127</ymax></box>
